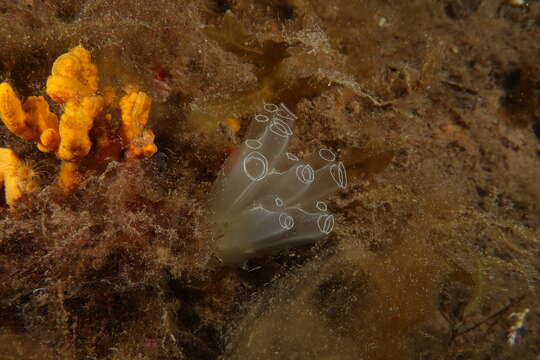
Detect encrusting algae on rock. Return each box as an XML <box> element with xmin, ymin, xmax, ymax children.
<box><xmin>0</xmin><ymin>45</ymin><xmax>158</xmax><ymax>204</ymax></box>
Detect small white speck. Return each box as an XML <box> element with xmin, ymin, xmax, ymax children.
<box><xmin>507</xmin><ymin>308</ymin><xmax>530</xmax><ymax>345</ymax></box>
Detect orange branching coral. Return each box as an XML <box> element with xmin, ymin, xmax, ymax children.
<box><xmin>25</xmin><ymin>96</ymin><xmax>61</xmax><ymax>153</ymax></box>
<box><xmin>47</xmin><ymin>45</ymin><xmax>105</xmax><ymax>163</ymax></box>
<box><xmin>0</xmin><ymin>83</ymin><xmax>36</xmax><ymax>140</ymax></box>
<box><xmin>0</xmin><ymin>45</ymin><xmax>158</xmax><ymax>204</ymax></box>
<box><xmin>44</xmin><ymin>45</ymin><xmax>110</xmax><ymax>193</ymax></box>
<box><xmin>58</xmin><ymin>96</ymin><xmax>105</xmax><ymax>162</ymax></box>
<box><xmin>58</xmin><ymin>161</ymin><xmax>82</xmax><ymax>194</ymax></box>
<box><xmin>0</xmin><ymin>83</ymin><xmax>60</xmax><ymax>153</ymax></box>
<box><xmin>119</xmin><ymin>91</ymin><xmax>157</xmax><ymax>159</ymax></box>
<box><xmin>46</xmin><ymin>45</ymin><xmax>99</xmax><ymax>104</ymax></box>
<box><xmin>0</xmin><ymin>148</ymin><xmax>38</xmax><ymax>206</ymax></box>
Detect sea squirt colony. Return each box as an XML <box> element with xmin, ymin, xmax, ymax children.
<box><xmin>209</xmin><ymin>103</ymin><xmax>347</xmax><ymax>264</ymax></box>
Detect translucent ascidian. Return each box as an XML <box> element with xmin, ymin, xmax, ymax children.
<box><xmin>0</xmin><ymin>148</ymin><xmax>38</xmax><ymax>206</ymax></box>
<box><xmin>209</xmin><ymin>103</ymin><xmax>347</xmax><ymax>264</ymax></box>
<box><xmin>0</xmin><ymin>83</ymin><xmax>60</xmax><ymax>153</ymax></box>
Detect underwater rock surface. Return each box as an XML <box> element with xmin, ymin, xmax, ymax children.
<box><xmin>1</xmin><ymin>0</ymin><xmax>539</xmax><ymax>359</ymax></box>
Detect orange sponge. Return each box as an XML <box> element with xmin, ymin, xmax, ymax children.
<box><xmin>119</xmin><ymin>91</ymin><xmax>157</xmax><ymax>159</ymax></box>
<box><xmin>46</xmin><ymin>45</ymin><xmax>99</xmax><ymax>104</ymax></box>
<box><xmin>0</xmin><ymin>148</ymin><xmax>38</xmax><ymax>206</ymax></box>
<box><xmin>0</xmin><ymin>83</ymin><xmax>60</xmax><ymax>153</ymax></box>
